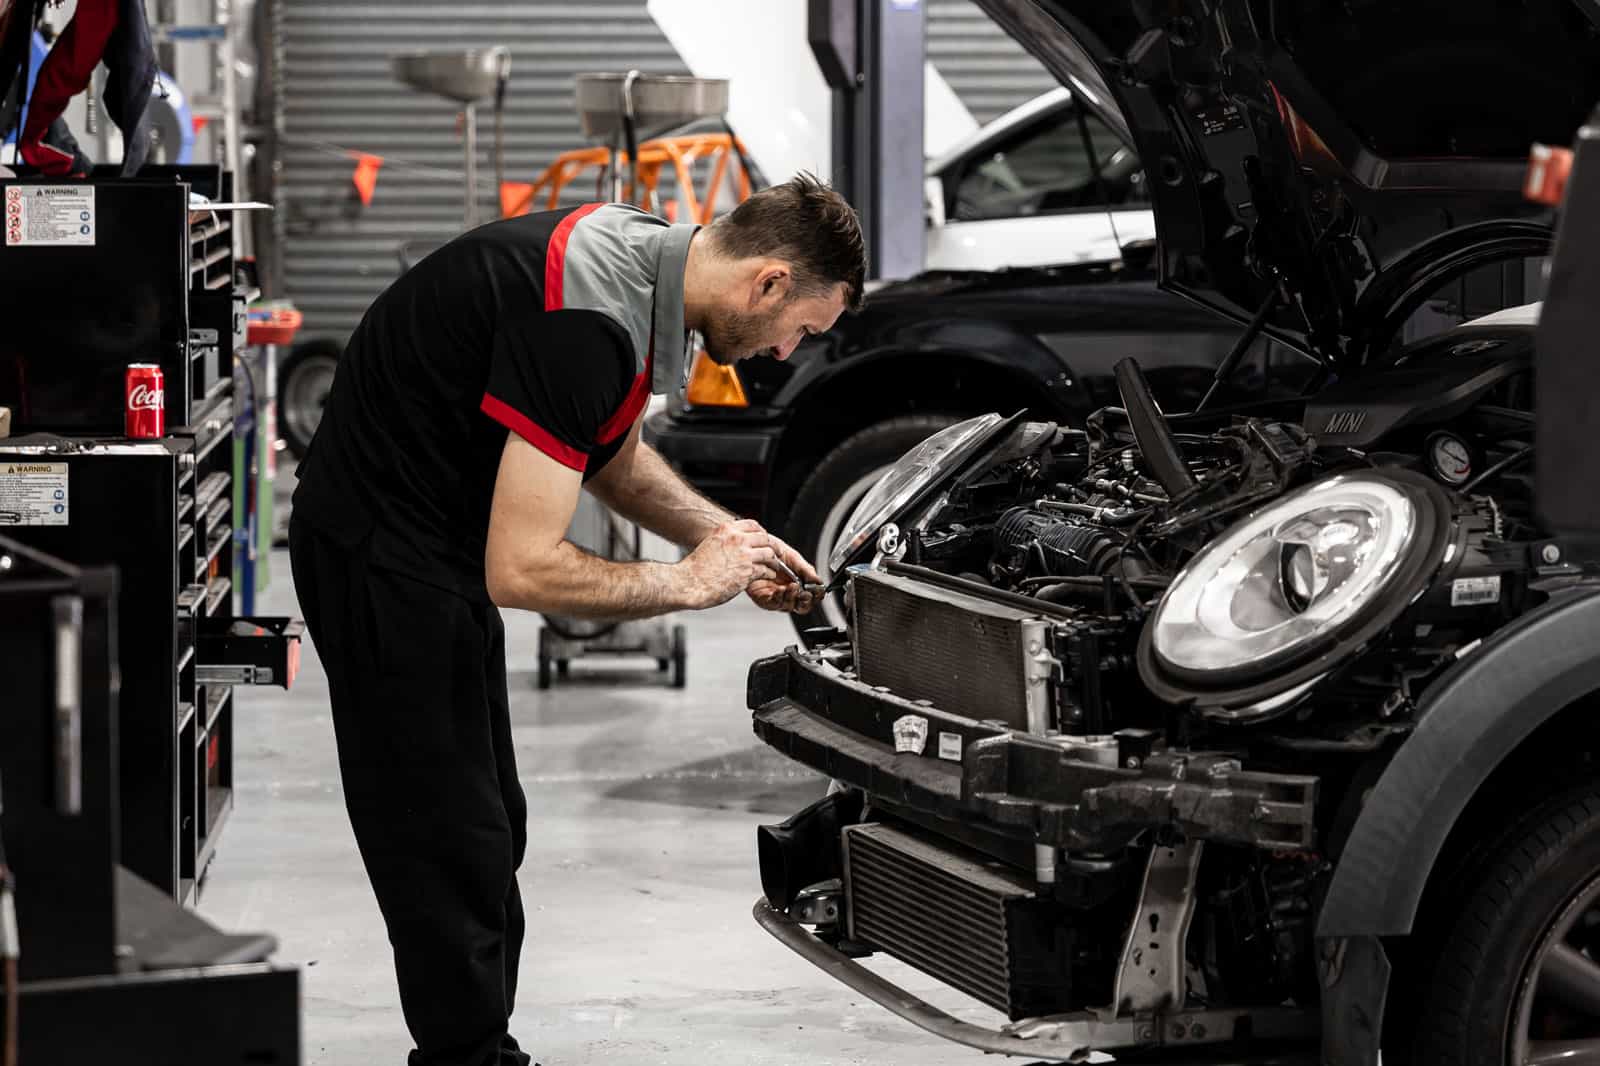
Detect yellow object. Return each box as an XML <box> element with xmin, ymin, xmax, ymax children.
<box><xmin>684</xmin><ymin>349</ymin><xmax>748</xmax><ymax>407</ymax></box>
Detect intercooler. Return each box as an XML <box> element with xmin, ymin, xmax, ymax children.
<box><xmin>852</xmin><ymin>569</ymin><xmax>1050</xmax><ymax>731</ymax></box>
<box><xmin>843</xmin><ymin>822</ymin><xmax>1072</xmax><ymax>1019</ymax></box>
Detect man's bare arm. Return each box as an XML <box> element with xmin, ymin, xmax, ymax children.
<box><xmin>485</xmin><ymin>434</ymin><xmax>775</xmax><ymax>617</ymax></box>
<box><xmin>588</xmin><ymin>415</ymin><xmax>824</xmax><ymax>614</ymax></box>
<box><xmin>586</xmin><ymin>419</ymin><xmax>734</xmax><ymax>550</ymax></box>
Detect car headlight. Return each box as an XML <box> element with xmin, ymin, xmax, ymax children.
<box><xmin>1138</xmin><ymin>471</ymin><xmax>1451</xmax><ymax>720</ymax></box>
<box><xmin>828</xmin><ymin>413</ymin><xmax>1007</xmax><ymax>574</ymax></box>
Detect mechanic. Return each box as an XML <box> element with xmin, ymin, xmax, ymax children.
<box><xmin>287</xmin><ymin>173</ymin><xmax>866</xmax><ymax>1066</ymax></box>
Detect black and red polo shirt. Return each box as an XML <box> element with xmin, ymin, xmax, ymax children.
<box><xmin>292</xmin><ymin>203</ymin><xmax>699</xmax><ymax>601</ymax></box>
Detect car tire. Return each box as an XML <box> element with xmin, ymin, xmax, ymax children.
<box><xmin>783</xmin><ymin>414</ymin><xmax>958</xmax><ymax>640</ymax></box>
<box><xmin>279</xmin><ymin>340</ymin><xmax>341</xmax><ymax>459</ymax></box>
<box><xmin>1408</xmin><ymin>781</ymin><xmax>1600</xmax><ymax>1066</ymax></box>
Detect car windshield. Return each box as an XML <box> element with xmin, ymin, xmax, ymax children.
<box><xmin>952</xmin><ymin>102</ymin><xmax>1145</xmax><ymax>220</ymax></box>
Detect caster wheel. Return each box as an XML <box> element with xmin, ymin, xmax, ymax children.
<box><xmin>537</xmin><ymin>629</ymin><xmax>553</xmax><ymax>690</ymax></box>
<box><xmin>670</xmin><ymin>624</ymin><xmax>687</xmax><ymax>689</ymax></box>
<box><xmin>556</xmin><ymin>660</ymin><xmax>570</xmax><ymax>678</ymax></box>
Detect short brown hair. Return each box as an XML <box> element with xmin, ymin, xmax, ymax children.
<box><xmin>706</xmin><ymin>173</ymin><xmax>866</xmax><ymax>311</ymax></box>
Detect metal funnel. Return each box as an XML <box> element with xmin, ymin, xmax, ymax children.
<box><xmin>575</xmin><ymin>73</ymin><xmax>729</xmax><ymax>140</ymax></box>
<box><xmin>390</xmin><ymin>47</ymin><xmax>513</xmax><ymax>231</ymax></box>
<box><xmin>392</xmin><ymin>47</ymin><xmax>509</xmax><ymax>104</ymax></box>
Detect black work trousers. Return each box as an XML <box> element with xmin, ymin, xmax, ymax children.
<box><xmin>289</xmin><ymin>518</ymin><xmax>532</xmax><ymax>1066</ymax></box>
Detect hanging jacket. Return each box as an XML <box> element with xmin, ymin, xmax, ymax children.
<box><xmin>3</xmin><ymin>0</ymin><xmax>155</xmax><ymax>176</ymax></box>
<box><xmin>1</xmin><ymin>25</ymin><xmax>89</xmax><ymax>172</ymax></box>
<box><xmin>0</xmin><ymin>0</ymin><xmax>47</xmax><ymax>137</ymax></box>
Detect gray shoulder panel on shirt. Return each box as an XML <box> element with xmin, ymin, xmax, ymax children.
<box><xmin>558</xmin><ymin>205</ymin><xmax>666</xmax><ymax>377</ymax></box>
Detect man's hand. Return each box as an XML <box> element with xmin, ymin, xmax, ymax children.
<box><xmin>746</xmin><ymin>532</ymin><xmax>821</xmax><ymax>615</ymax></box>
<box><xmin>676</xmin><ymin>519</ymin><xmax>780</xmax><ymax>609</ymax></box>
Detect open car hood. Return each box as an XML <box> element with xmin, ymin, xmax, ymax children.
<box><xmin>973</xmin><ymin>0</ymin><xmax>1599</xmax><ymax>366</ymax></box>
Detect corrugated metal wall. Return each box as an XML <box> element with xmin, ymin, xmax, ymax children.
<box><xmin>926</xmin><ymin>0</ymin><xmax>1054</xmax><ymax>125</ymax></box>
<box><xmin>282</xmin><ymin>0</ymin><xmax>1055</xmax><ymax>340</ymax></box>
<box><xmin>281</xmin><ymin>1</ymin><xmax>689</xmax><ymax>338</ymax></box>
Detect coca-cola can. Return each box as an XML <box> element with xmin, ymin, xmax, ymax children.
<box><xmin>125</xmin><ymin>364</ymin><xmax>165</xmax><ymax>438</ymax></box>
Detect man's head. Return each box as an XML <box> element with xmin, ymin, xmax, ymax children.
<box><xmin>685</xmin><ymin>173</ymin><xmax>866</xmax><ymax>365</ymax></box>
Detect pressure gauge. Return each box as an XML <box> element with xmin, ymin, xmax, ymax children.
<box><xmin>1426</xmin><ymin>431</ymin><xmax>1475</xmax><ymax>487</ymax></box>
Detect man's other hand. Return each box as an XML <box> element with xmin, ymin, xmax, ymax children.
<box><xmin>746</xmin><ymin>532</ymin><xmax>820</xmax><ymax>614</ymax></box>
<box><xmin>677</xmin><ymin>519</ymin><xmax>778</xmax><ymax>609</ymax></box>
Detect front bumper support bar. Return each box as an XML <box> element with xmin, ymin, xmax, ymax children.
<box><xmin>753</xmin><ymin>899</ymin><xmax>1317</xmax><ymax>1064</ymax></box>
<box><xmin>752</xmin><ymin>899</ymin><xmax>1088</xmax><ymax>1061</ymax></box>
<box><xmin>750</xmin><ymin>650</ymin><xmax>1318</xmax><ymax>852</ymax></box>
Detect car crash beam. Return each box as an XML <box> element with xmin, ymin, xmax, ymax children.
<box><xmin>753</xmin><ymin>898</ymin><xmax>1319</xmax><ymax>1064</ymax></box>
<box><xmin>750</xmin><ymin>651</ymin><xmax>1318</xmax><ymax>852</ymax></box>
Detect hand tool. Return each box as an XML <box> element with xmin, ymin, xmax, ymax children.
<box><xmin>769</xmin><ymin>555</ymin><xmax>825</xmax><ymax>596</ymax></box>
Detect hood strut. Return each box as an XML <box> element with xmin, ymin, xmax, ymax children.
<box><xmin>1195</xmin><ymin>289</ymin><xmax>1285</xmax><ymax>412</ymax></box>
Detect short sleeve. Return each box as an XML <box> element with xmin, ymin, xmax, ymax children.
<box><xmin>480</xmin><ymin>309</ymin><xmax>636</xmax><ymax>471</ymax></box>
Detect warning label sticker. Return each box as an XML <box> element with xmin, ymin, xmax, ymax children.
<box><xmin>1451</xmin><ymin>575</ymin><xmax>1502</xmax><ymax>607</ymax></box>
<box><xmin>4</xmin><ymin>185</ymin><xmax>95</xmax><ymax>246</ymax></box>
<box><xmin>0</xmin><ymin>462</ymin><xmax>69</xmax><ymax>526</ymax></box>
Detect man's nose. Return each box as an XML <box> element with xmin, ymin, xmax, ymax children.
<box><xmin>774</xmin><ymin>338</ymin><xmax>801</xmax><ymax>361</ymax></box>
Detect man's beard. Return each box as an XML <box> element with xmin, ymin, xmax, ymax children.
<box><xmin>702</xmin><ymin>306</ymin><xmax>780</xmax><ymax>366</ymax></box>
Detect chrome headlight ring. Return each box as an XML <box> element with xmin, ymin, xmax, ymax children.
<box><xmin>828</xmin><ymin>413</ymin><xmax>1014</xmax><ymax>575</ymax></box>
<box><xmin>1137</xmin><ymin>470</ymin><xmax>1454</xmax><ymax>720</ymax></box>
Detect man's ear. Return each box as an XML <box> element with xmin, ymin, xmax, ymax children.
<box><xmin>753</xmin><ymin>262</ymin><xmax>793</xmax><ymax>307</ymax></box>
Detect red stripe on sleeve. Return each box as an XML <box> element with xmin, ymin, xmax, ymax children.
<box><xmin>481</xmin><ymin>393</ymin><xmax>588</xmax><ymax>471</ymax></box>
<box><xmin>544</xmin><ymin>202</ymin><xmax>605</xmax><ymax>312</ymax></box>
<box><xmin>597</xmin><ymin>353</ymin><xmax>653</xmax><ymax>444</ymax></box>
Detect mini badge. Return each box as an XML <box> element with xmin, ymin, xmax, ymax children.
<box><xmin>937</xmin><ymin>732</ymin><xmax>963</xmax><ymax>762</ymax></box>
<box><xmin>892</xmin><ymin>714</ymin><xmax>929</xmax><ymax>755</ymax></box>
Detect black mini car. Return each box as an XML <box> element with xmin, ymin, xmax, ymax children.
<box><xmin>744</xmin><ymin>3</ymin><xmax>1600</xmax><ymax>1065</ymax></box>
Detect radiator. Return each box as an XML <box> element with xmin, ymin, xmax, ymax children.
<box><xmin>842</xmin><ymin>822</ymin><xmax>1073</xmax><ymax>1020</ymax></box>
<box><xmin>851</xmin><ymin>569</ymin><xmax>1049</xmax><ymax>730</ymax></box>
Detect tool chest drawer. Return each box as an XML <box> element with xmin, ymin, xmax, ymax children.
<box><xmin>197</xmin><ymin>617</ymin><xmax>304</xmax><ymax>689</ymax></box>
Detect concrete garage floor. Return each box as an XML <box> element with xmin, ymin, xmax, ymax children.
<box><xmin>200</xmin><ymin>546</ymin><xmax>1011</xmax><ymax>1066</ymax></box>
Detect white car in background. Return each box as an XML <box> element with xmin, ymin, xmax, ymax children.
<box><xmin>923</xmin><ymin>86</ymin><xmax>1158</xmax><ymax>272</ymax></box>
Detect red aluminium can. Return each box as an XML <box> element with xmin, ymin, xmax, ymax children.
<box><xmin>125</xmin><ymin>364</ymin><xmax>165</xmax><ymax>438</ymax></box>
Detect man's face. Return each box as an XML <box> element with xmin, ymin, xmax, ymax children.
<box><xmin>703</xmin><ymin>270</ymin><xmax>849</xmax><ymax>366</ymax></box>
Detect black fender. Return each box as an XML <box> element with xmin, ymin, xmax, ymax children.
<box><xmin>1319</xmin><ymin>586</ymin><xmax>1600</xmax><ymax>938</ymax></box>
<box><xmin>775</xmin><ymin>338</ymin><xmax>1083</xmax><ymax>419</ymax></box>
<box><xmin>759</xmin><ymin>339</ymin><xmax>1086</xmax><ymax>527</ymax></box>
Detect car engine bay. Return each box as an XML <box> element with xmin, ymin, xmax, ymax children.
<box><xmin>838</xmin><ymin>319</ymin><xmax>1540</xmax><ymax>728</ymax></box>
<box><xmin>752</xmin><ymin>312</ymin><xmax>1554</xmax><ymax>1050</ymax></box>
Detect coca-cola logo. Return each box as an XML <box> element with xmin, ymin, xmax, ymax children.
<box><xmin>128</xmin><ymin>383</ymin><xmax>164</xmax><ymax>410</ymax></box>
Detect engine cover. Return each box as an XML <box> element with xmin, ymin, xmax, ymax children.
<box><xmin>993</xmin><ymin>506</ymin><xmax>1123</xmax><ymax>577</ymax></box>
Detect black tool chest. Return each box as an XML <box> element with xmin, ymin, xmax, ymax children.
<box><xmin>0</xmin><ymin>537</ymin><xmax>302</xmax><ymax>1062</ymax></box>
<box><xmin>0</xmin><ymin>165</ymin><xmax>300</xmax><ymax>903</ymax></box>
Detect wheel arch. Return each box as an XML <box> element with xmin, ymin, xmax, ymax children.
<box><xmin>762</xmin><ymin>346</ymin><xmax>1069</xmax><ymax>530</ymax></box>
<box><xmin>1319</xmin><ymin>587</ymin><xmax>1600</xmax><ymax>939</ymax></box>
